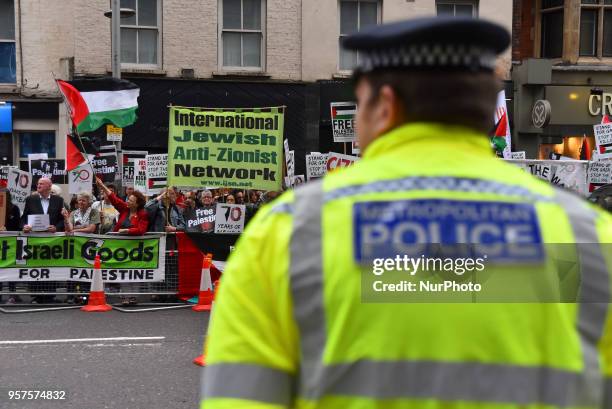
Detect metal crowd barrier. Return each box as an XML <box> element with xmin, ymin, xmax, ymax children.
<box><xmin>0</xmin><ymin>233</ymin><xmax>180</xmax><ymax>304</ymax></box>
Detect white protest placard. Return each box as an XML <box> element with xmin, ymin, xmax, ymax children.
<box><xmin>292</xmin><ymin>175</ymin><xmax>305</xmax><ymax>187</ymax></box>
<box><xmin>121</xmin><ymin>150</ymin><xmax>148</xmax><ymax>187</ymax></box>
<box><xmin>594</xmin><ymin>123</ymin><xmax>612</xmax><ymax>159</ymax></box>
<box><xmin>287</xmin><ymin>150</ymin><xmax>295</xmax><ymax>178</ymax></box>
<box><xmin>146</xmin><ymin>154</ymin><xmax>168</xmax><ymax>195</ymax></box>
<box><xmin>28</xmin><ymin>214</ymin><xmax>50</xmax><ymax>232</ymax></box>
<box><xmin>133</xmin><ymin>158</ymin><xmax>147</xmax><ymax>193</ymax></box>
<box><xmin>306</xmin><ymin>153</ymin><xmax>329</xmax><ymax>180</ymax></box>
<box><xmin>327</xmin><ymin>152</ymin><xmax>359</xmax><ymax>172</ymax></box>
<box><xmin>7</xmin><ymin>168</ymin><xmax>31</xmax><ymax>214</ymax></box>
<box><xmin>507</xmin><ymin>159</ymin><xmax>590</xmax><ymax>196</ymax></box>
<box><xmin>587</xmin><ymin>161</ymin><xmax>612</xmax><ymax>184</ymax></box>
<box><xmin>214</xmin><ymin>203</ymin><xmax>245</xmax><ymax>234</ymax></box>
<box><xmin>68</xmin><ymin>163</ymin><xmax>94</xmax><ymax>194</ymax></box>
<box><xmin>527</xmin><ymin>163</ymin><xmax>553</xmax><ymax>181</ymax></box>
<box><xmin>551</xmin><ymin>161</ymin><xmax>588</xmax><ymax>195</ymax></box>
<box><xmin>283</xmin><ymin>140</ymin><xmax>295</xmax><ymax>178</ymax></box>
<box><xmin>352</xmin><ymin>140</ymin><xmax>361</xmax><ymax>155</ymax></box>
<box><xmin>511</xmin><ymin>151</ymin><xmax>526</xmax><ymax>160</ymax></box>
<box><xmin>330</xmin><ymin>102</ymin><xmax>357</xmax><ymax>143</ymax></box>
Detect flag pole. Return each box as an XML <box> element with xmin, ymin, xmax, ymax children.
<box><xmin>51</xmin><ymin>72</ymin><xmax>94</xmax><ymax>171</ymax></box>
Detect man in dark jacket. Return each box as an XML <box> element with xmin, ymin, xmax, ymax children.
<box><xmin>21</xmin><ymin>177</ymin><xmax>65</xmax><ymax>233</ymax></box>
<box><xmin>21</xmin><ymin>177</ymin><xmax>66</xmax><ymax>303</ymax></box>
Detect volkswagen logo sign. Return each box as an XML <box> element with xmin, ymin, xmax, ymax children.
<box><xmin>532</xmin><ymin>100</ymin><xmax>551</xmax><ymax>128</ymax></box>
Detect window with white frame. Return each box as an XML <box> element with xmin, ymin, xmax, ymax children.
<box><xmin>0</xmin><ymin>0</ymin><xmax>16</xmax><ymax>83</ymax></box>
<box><xmin>220</xmin><ymin>0</ymin><xmax>265</xmax><ymax>70</ymax></box>
<box><xmin>436</xmin><ymin>0</ymin><xmax>478</xmax><ymax>17</ymax></box>
<box><xmin>339</xmin><ymin>0</ymin><xmax>380</xmax><ymax>71</ymax></box>
<box><xmin>120</xmin><ymin>0</ymin><xmax>160</xmax><ymax>66</ymax></box>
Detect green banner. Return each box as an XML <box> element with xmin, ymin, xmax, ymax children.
<box><xmin>0</xmin><ymin>233</ymin><xmax>166</xmax><ymax>282</ymax></box>
<box><xmin>167</xmin><ymin>107</ymin><xmax>284</xmax><ymax>190</ymax></box>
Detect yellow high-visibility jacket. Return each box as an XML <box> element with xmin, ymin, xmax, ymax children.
<box><xmin>201</xmin><ymin>123</ymin><xmax>612</xmax><ymax>409</ymax></box>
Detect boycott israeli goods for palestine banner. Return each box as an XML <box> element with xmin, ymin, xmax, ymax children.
<box><xmin>0</xmin><ymin>233</ymin><xmax>166</xmax><ymax>282</ymax></box>
<box><xmin>167</xmin><ymin>106</ymin><xmax>284</xmax><ymax>191</ymax></box>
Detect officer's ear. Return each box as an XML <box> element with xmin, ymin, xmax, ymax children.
<box><xmin>375</xmin><ymin>84</ymin><xmax>406</xmax><ymax>135</ymax></box>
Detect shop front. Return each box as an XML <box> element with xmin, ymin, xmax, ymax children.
<box><xmin>512</xmin><ymin>59</ymin><xmax>612</xmax><ymax>159</ymax></box>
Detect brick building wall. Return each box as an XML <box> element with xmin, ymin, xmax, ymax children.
<box><xmin>512</xmin><ymin>0</ymin><xmax>535</xmax><ymax>61</ymax></box>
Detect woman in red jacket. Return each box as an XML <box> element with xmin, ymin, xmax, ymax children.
<box><xmin>95</xmin><ymin>177</ymin><xmax>148</xmax><ymax>235</ymax></box>
<box><xmin>95</xmin><ymin>177</ymin><xmax>149</xmax><ymax>305</ymax></box>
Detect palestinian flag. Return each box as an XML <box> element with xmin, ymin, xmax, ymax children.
<box><xmin>66</xmin><ymin>134</ymin><xmax>89</xmax><ymax>171</ymax></box>
<box><xmin>490</xmin><ymin>111</ymin><xmax>508</xmax><ymax>154</ymax></box>
<box><xmin>57</xmin><ymin>78</ymin><xmax>139</xmax><ymax>134</ymax></box>
<box><xmin>331</xmin><ymin>104</ymin><xmax>356</xmax><ymax>120</ymax></box>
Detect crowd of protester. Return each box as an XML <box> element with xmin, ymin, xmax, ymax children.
<box><xmin>0</xmin><ymin>176</ymin><xmax>277</xmax><ymax>305</ymax></box>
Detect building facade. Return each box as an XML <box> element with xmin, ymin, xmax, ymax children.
<box><xmin>511</xmin><ymin>0</ymin><xmax>612</xmax><ymax>159</ymax></box>
<box><xmin>0</xmin><ymin>0</ymin><xmax>512</xmax><ymax>174</ymax></box>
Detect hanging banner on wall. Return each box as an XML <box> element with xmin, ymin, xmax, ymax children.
<box><xmin>330</xmin><ymin>102</ymin><xmax>357</xmax><ymax>143</ymax></box>
<box><xmin>0</xmin><ymin>233</ymin><xmax>166</xmax><ymax>282</ymax></box>
<box><xmin>167</xmin><ymin>106</ymin><xmax>284</xmax><ymax>191</ymax></box>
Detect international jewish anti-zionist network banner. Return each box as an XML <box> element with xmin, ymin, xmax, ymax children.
<box><xmin>167</xmin><ymin>106</ymin><xmax>284</xmax><ymax>191</ymax></box>
<box><xmin>0</xmin><ymin>233</ymin><xmax>166</xmax><ymax>282</ymax></box>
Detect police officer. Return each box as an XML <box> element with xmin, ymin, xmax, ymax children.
<box><xmin>201</xmin><ymin>17</ymin><xmax>612</xmax><ymax>409</ymax></box>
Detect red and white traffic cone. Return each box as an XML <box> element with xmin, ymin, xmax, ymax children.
<box><xmin>192</xmin><ymin>254</ymin><xmax>214</xmax><ymax>312</ymax></box>
<box><xmin>81</xmin><ymin>255</ymin><xmax>112</xmax><ymax>312</ymax></box>
<box><xmin>194</xmin><ymin>280</ymin><xmax>219</xmax><ymax>366</ymax></box>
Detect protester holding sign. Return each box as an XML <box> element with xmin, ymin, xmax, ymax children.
<box><xmin>183</xmin><ymin>190</ymin><xmax>216</xmax><ymax>233</ymax></box>
<box><xmin>145</xmin><ymin>187</ymin><xmax>186</xmax><ymax>233</ymax></box>
<box><xmin>64</xmin><ymin>191</ymin><xmax>101</xmax><ymax>234</ymax></box>
<box><xmin>96</xmin><ymin>177</ymin><xmax>149</xmax><ymax>236</ymax></box>
<box><xmin>21</xmin><ymin>177</ymin><xmax>66</xmax><ymax>303</ymax></box>
<box><xmin>21</xmin><ymin>178</ymin><xmax>65</xmax><ymax>233</ymax></box>
<box><xmin>92</xmin><ymin>184</ymin><xmax>120</xmax><ymax>234</ymax></box>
